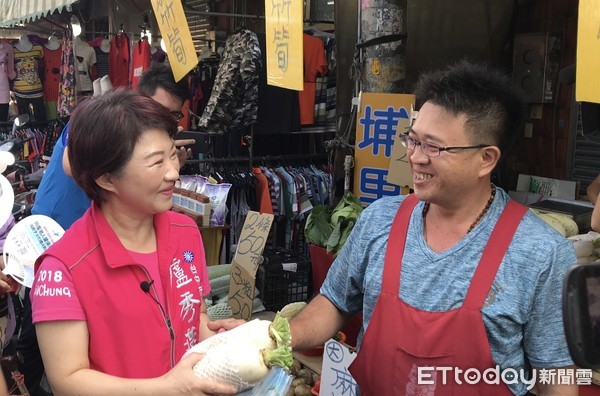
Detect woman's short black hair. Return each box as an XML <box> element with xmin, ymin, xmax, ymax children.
<box><xmin>68</xmin><ymin>88</ymin><xmax>178</xmax><ymax>203</ymax></box>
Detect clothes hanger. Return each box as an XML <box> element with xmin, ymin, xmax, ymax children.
<box><xmin>235</xmin><ymin>16</ymin><xmax>247</xmax><ymax>33</ymax></box>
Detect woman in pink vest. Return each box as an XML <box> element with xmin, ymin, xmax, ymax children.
<box><xmin>30</xmin><ymin>89</ymin><xmax>237</xmax><ymax>395</ymax></box>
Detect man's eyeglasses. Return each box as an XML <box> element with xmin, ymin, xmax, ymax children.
<box><xmin>171</xmin><ymin>111</ymin><xmax>184</xmax><ymax>121</ymax></box>
<box><xmin>399</xmin><ymin>132</ymin><xmax>492</xmax><ymax>158</ymax></box>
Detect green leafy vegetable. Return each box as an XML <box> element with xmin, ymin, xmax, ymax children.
<box><xmin>264</xmin><ymin>313</ymin><xmax>293</xmax><ymax>369</ymax></box>
<box><xmin>262</xmin><ymin>345</ymin><xmax>293</xmax><ymax>369</ymax></box>
<box><xmin>304</xmin><ymin>205</ymin><xmax>333</xmax><ymax>247</ymax></box>
<box><xmin>269</xmin><ymin>312</ymin><xmax>291</xmax><ymax>346</ymax></box>
<box><xmin>305</xmin><ymin>192</ymin><xmax>363</xmax><ymax>256</ymax></box>
<box><xmin>335</xmin><ymin>219</ymin><xmax>355</xmax><ymax>256</ymax></box>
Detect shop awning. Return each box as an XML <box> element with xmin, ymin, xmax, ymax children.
<box><xmin>0</xmin><ymin>0</ymin><xmax>77</xmax><ymax>27</ymax></box>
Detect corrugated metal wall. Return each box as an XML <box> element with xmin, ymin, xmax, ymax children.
<box><xmin>185</xmin><ymin>0</ymin><xmax>211</xmax><ymax>53</ymax></box>
<box><xmin>571</xmin><ymin>104</ymin><xmax>600</xmax><ymax>197</ymax></box>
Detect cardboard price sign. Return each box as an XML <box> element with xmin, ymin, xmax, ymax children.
<box><xmin>386</xmin><ymin>114</ymin><xmax>414</xmax><ymax>190</ymax></box>
<box><xmin>228</xmin><ymin>264</ymin><xmax>256</xmax><ymax>320</ymax></box>
<box><xmin>228</xmin><ymin>211</ymin><xmax>274</xmax><ymax>320</ymax></box>
<box><xmin>233</xmin><ymin>211</ymin><xmax>274</xmax><ymax>274</ymax></box>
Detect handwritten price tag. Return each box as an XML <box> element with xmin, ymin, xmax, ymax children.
<box><xmin>228</xmin><ymin>211</ymin><xmax>273</xmax><ymax>320</ymax></box>
<box><xmin>233</xmin><ymin>211</ymin><xmax>274</xmax><ymax>274</ymax></box>
<box><xmin>227</xmin><ymin>264</ymin><xmax>256</xmax><ymax>320</ymax></box>
<box><xmin>321</xmin><ymin>339</ymin><xmax>358</xmax><ymax>395</ymax></box>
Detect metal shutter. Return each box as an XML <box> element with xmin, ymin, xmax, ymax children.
<box><xmin>570</xmin><ymin>103</ymin><xmax>600</xmax><ymax>197</ymax></box>
<box><xmin>186</xmin><ymin>0</ymin><xmax>211</xmax><ymax>54</ymax></box>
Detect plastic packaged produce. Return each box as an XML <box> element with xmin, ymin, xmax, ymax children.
<box><xmin>184</xmin><ymin>313</ymin><xmax>293</xmax><ymax>392</ymax></box>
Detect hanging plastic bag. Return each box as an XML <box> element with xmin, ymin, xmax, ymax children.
<box><xmin>197</xmin><ymin>176</ymin><xmax>232</xmax><ymax>226</ymax></box>
<box><xmin>236</xmin><ymin>367</ymin><xmax>294</xmax><ymax>396</ymax></box>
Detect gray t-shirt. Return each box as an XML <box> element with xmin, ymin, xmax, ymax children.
<box><xmin>321</xmin><ymin>188</ymin><xmax>576</xmax><ymax>395</ymax></box>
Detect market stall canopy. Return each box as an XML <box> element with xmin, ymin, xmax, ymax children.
<box><xmin>0</xmin><ymin>0</ymin><xmax>78</xmax><ymax>27</ymax></box>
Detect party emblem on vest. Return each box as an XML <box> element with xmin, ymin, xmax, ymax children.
<box><xmin>183</xmin><ymin>250</ymin><xmax>194</xmax><ymax>263</ymax></box>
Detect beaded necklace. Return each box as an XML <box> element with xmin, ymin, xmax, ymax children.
<box><xmin>422</xmin><ymin>184</ymin><xmax>496</xmax><ymax>234</ymax></box>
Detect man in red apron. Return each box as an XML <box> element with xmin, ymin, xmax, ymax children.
<box><xmin>290</xmin><ymin>61</ymin><xmax>578</xmax><ymax>395</ymax></box>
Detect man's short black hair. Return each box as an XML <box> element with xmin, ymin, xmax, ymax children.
<box><xmin>413</xmin><ymin>60</ymin><xmax>526</xmax><ymax>156</ymax></box>
<box><xmin>137</xmin><ymin>63</ymin><xmax>190</xmax><ymax>102</ymax></box>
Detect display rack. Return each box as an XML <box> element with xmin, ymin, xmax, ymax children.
<box><xmin>186</xmin><ymin>153</ymin><xmax>328</xmax><ymax>168</ymax></box>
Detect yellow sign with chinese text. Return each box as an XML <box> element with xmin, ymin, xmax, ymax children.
<box><xmin>353</xmin><ymin>93</ymin><xmax>415</xmax><ymax>206</ymax></box>
<box><xmin>576</xmin><ymin>0</ymin><xmax>600</xmax><ymax>103</ymax></box>
<box><xmin>265</xmin><ymin>0</ymin><xmax>303</xmax><ymax>91</ymax></box>
<box><xmin>151</xmin><ymin>0</ymin><xmax>197</xmax><ymax>82</ymax></box>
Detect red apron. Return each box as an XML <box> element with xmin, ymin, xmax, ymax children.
<box><xmin>349</xmin><ymin>194</ymin><xmax>527</xmax><ymax>395</ymax></box>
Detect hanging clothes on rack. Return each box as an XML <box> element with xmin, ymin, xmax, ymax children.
<box><xmin>188</xmin><ymin>58</ymin><xmax>220</xmax><ymax>122</ymax></box>
<box><xmin>150</xmin><ymin>46</ymin><xmax>166</xmax><ymax>64</ymax></box>
<box><xmin>0</xmin><ymin>119</ymin><xmax>65</xmax><ymax>171</ymax></box>
<box><xmin>296</xmin><ymin>28</ymin><xmax>337</xmax><ymax>133</ymax></box>
<box><xmin>185</xmin><ymin>155</ymin><xmax>332</xmax><ymax>257</ymax></box>
<box><xmin>73</xmin><ymin>37</ymin><xmax>97</xmax><ymax>97</ymax></box>
<box><xmin>197</xmin><ymin>28</ymin><xmax>261</xmax><ymax>135</ymax></box>
<box><xmin>57</xmin><ymin>32</ymin><xmax>76</xmax><ymax>118</ymax></box>
<box><xmin>88</xmin><ymin>37</ymin><xmax>110</xmax><ymax>79</ymax></box>
<box><xmin>130</xmin><ymin>37</ymin><xmax>151</xmax><ymax>90</ymax></box>
<box><xmin>252</xmin><ymin>167</ymin><xmax>274</xmax><ymax>215</ymax></box>
<box><xmin>299</xmin><ymin>33</ymin><xmax>328</xmax><ymax>126</ymax></box>
<box><xmin>109</xmin><ymin>31</ymin><xmax>130</xmax><ymax>87</ymax></box>
<box><xmin>0</xmin><ymin>41</ymin><xmax>15</xmax><ymax>122</ymax></box>
<box><xmin>13</xmin><ymin>35</ymin><xmax>46</xmax><ymax>121</ymax></box>
<box><xmin>43</xmin><ymin>35</ymin><xmax>62</xmax><ymax>120</ymax></box>
<box><xmin>41</xmin><ymin>120</ymin><xmax>65</xmax><ymax>162</ymax></box>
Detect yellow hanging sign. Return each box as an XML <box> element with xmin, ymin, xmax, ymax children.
<box><xmin>576</xmin><ymin>0</ymin><xmax>600</xmax><ymax>103</ymax></box>
<box><xmin>150</xmin><ymin>0</ymin><xmax>198</xmax><ymax>82</ymax></box>
<box><xmin>265</xmin><ymin>0</ymin><xmax>304</xmax><ymax>91</ymax></box>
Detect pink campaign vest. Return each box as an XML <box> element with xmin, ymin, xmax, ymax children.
<box><xmin>35</xmin><ymin>204</ymin><xmax>207</xmax><ymax>378</ymax></box>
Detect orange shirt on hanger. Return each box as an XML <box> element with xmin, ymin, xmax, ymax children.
<box><xmin>299</xmin><ymin>34</ymin><xmax>328</xmax><ymax>125</ymax></box>
<box><xmin>252</xmin><ymin>167</ymin><xmax>274</xmax><ymax>215</ymax></box>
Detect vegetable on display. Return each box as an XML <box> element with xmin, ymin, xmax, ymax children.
<box><xmin>529</xmin><ymin>209</ymin><xmax>600</xmax><ymax>263</ymax></box>
<box><xmin>530</xmin><ymin>208</ymin><xmax>579</xmax><ymax>238</ymax></box>
<box><xmin>304</xmin><ymin>192</ymin><xmax>363</xmax><ymax>256</ymax></box>
<box><xmin>185</xmin><ymin>313</ymin><xmax>293</xmax><ymax>392</ymax></box>
<box><xmin>568</xmin><ymin>231</ymin><xmax>600</xmax><ymax>264</ymax></box>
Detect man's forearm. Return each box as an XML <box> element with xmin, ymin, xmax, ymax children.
<box><xmin>289</xmin><ymin>294</ymin><xmax>349</xmax><ymax>350</ymax></box>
